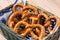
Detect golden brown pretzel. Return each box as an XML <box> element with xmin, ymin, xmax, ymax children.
<box><xmin>8</xmin><ymin>11</ymin><xmax>24</xmax><ymax>29</ymax></box>
<box><xmin>13</xmin><ymin>21</ymin><xmax>31</xmax><ymax>37</ymax></box>
<box><xmin>27</xmin><ymin>24</ymin><xmax>45</xmax><ymax>40</ymax></box>
<box><xmin>38</xmin><ymin>13</ymin><xmax>49</xmax><ymax>26</ymax></box>
<box><xmin>12</xmin><ymin>3</ymin><xmax>24</xmax><ymax>12</ymax></box>
<box><xmin>22</xmin><ymin>5</ymin><xmax>38</xmax><ymax>14</ymax></box>
<box><xmin>38</xmin><ymin>13</ymin><xmax>50</xmax><ymax>36</ymax></box>
<box><xmin>48</xmin><ymin>16</ymin><xmax>60</xmax><ymax>34</ymax></box>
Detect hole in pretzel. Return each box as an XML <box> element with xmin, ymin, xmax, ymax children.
<box><xmin>28</xmin><ymin>9</ymin><xmax>34</xmax><ymax>12</ymax></box>
<box><xmin>13</xmin><ymin>15</ymin><xmax>22</xmax><ymax>23</ymax></box>
<box><xmin>18</xmin><ymin>24</ymin><xmax>26</xmax><ymax>30</ymax></box>
<box><xmin>32</xmin><ymin>27</ymin><xmax>41</xmax><ymax>36</ymax></box>
<box><xmin>26</xmin><ymin>34</ymin><xmax>31</xmax><ymax>38</ymax></box>
<box><xmin>16</xmin><ymin>6</ymin><xmax>22</xmax><ymax>11</ymax></box>
<box><xmin>16</xmin><ymin>15</ymin><xmax>22</xmax><ymax>20</ymax></box>
<box><xmin>50</xmin><ymin>18</ymin><xmax>56</xmax><ymax>30</ymax></box>
<box><xmin>39</xmin><ymin>16</ymin><xmax>45</xmax><ymax>25</ymax></box>
<box><xmin>17</xmin><ymin>24</ymin><xmax>26</xmax><ymax>34</ymax></box>
<box><xmin>45</xmin><ymin>28</ymin><xmax>49</xmax><ymax>35</ymax></box>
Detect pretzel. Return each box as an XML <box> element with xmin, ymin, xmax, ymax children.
<box><xmin>38</xmin><ymin>13</ymin><xmax>51</xmax><ymax>36</ymax></box>
<box><xmin>48</xmin><ymin>16</ymin><xmax>60</xmax><ymax>34</ymax></box>
<box><xmin>22</xmin><ymin>5</ymin><xmax>38</xmax><ymax>14</ymax></box>
<box><xmin>12</xmin><ymin>3</ymin><xmax>24</xmax><ymax>12</ymax></box>
<box><xmin>38</xmin><ymin>13</ymin><xmax>49</xmax><ymax>26</ymax></box>
<box><xmin>8</xmin><ymin>11</ymin><xmax>24</xmax><ymax>29</ymax></box>
<box><xmin>13</xmin><ymin>21</ymin><xmax>31</xmax><ymax>37</ymax></box>
<box><xmin>26</xmin><ymin>24</ymin><xmax>45</xmax><ymax>40</ymax></box>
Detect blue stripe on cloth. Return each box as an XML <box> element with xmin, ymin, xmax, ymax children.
<box><xmin>0</xmin><ymin>8</ymin><xmax>12</xmax><ymax>16</ymax></box>
<box><xmin>0</xmin><ymin>0</ymin><xmax>18</xmax><ymax>16</ymax></box>
<box><xmin>13</xmin><ymin>0</ymin><xmax>18</xmax><ymax>5</ymax></box>
<box><xmin>1</xmin><ymin>18</ymin><xmax>6</xmax><ymax>24</ymax></box>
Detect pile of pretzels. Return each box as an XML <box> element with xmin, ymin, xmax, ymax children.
<box><xmin>8</xmin><ymin>3</ymin><xmax>60</xmax><ymax>40</ymax></box>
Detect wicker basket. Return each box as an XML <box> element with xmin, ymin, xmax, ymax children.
<box><xmin>0</xmin><ymin>3</ymin><xmax>60</xmax><ymax>40</ymax></box>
